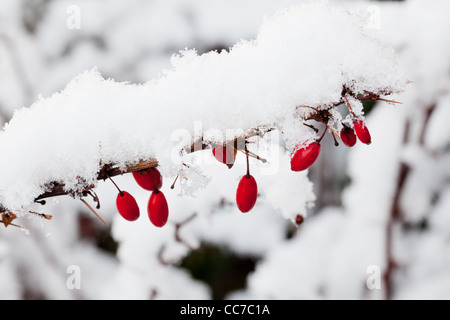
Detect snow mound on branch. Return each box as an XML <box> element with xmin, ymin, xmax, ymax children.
<box><xmin>0</xmin><ymin>1</ymin><xmax>405</xmax><ymax>212</ymax></box>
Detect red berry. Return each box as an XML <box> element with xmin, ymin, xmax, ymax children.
<box><xmin>212</xmin><ymin>145</ymin><xmax>233</xmax><ymax>165</ymax></box>
<box><xmin>116</xmin><ymin>191</ymin><xmax>140</xmax><ymax>221</ymax></box>
<box><xmin>340</xmin><ymin>124</ymin><xmax>357</xmax><ymax>147</ymax></box>
<box><xmin>132</xmin><ymin>168</ymin><xmax>163</xmax><ymax>191</ymax></box>
<box><xmin>147</xmin><ymin>190</ymin><xmax>169</xmax><ymax>227</ymax></box>
<box><xmin>290</xmin><ymin>141</ymin><xmax>321</xmax><ymax>172</ymax></box>
<box><xmin>236</xmin><ymin>175</ymin><xmax>258</xmax><ymax>213</ymax></box>
<box><xmin>353</xmin><ymin>119</ymin><xmax>372</xmax><ymax>144</ymax></box>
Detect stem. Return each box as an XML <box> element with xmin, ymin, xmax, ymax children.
<box><xmin>152</xmin><ymin>167</ymin><xmax>159</xmax><ymax>191</ymax></box>
<box><xmin>245</xmin><ymin>142</ymin><xmax>250</xmax><ymax>178</ymax></box>
<box><xmin>106</xmin><ymin>174</ymin><xmax>123</xmax><ymax>196</ymax></box>
<box><xmin>317</xmin><ymin>126</ymin><xmax>328</xmax><ymax>144</ymax></box>
<box><xmin>331</xmin><ymin>131</ymin><xmax>339</xmax><ymax>146</ymax></box>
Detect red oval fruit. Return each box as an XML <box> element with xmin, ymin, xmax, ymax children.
<box><xmin>340</xmin><ymin>124</ymin><xmax>357</xmax><ymax>147</ymax></box>
<box><xmin>236</xmin><ymin>175</ymin><xmax>258</xmax><ymax>213</ymax></box>
<box><xmin>353</xmin><ymin>120</ymin><xmax>372</xmax><ymax>144</ymax></box>
<box><xmin>290</xmin><ymin>141</ymin><xmax>321</xmax><ymax>172</ymax></box>
<box><xmin>212</xmin><ymin>145</ymin><xmax>233</xmax><ymax>164</ymax></box>
<box><xmin>116</xmin><ymin>191</ymin><xmax>140</xmax><ymax>221</ymax></box>
<box><xmin>147</xmin><ymin>190</ymin><xmax>169</xmax><ymax>227</ymax></box>
<box><xmin>132</xmin><ymin>168</ymin><xmax>163</xmax><ymax>191</ymax></box>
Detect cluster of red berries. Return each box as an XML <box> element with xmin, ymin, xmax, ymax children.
<box><xmin>114</xmin><ymin>168</ymin><xmax>169</xmax><ymax>227</ymax></box>
<box><xmin>114</xmin><ymin>113</ymin><xmax>371</xmax><ymax>224</ymax></box>
<box><xmin>290</xmin><ymin>117</ymin><xmax>371</xmax><ymax>172</ymax></box>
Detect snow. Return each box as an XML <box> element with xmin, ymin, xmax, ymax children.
<box><xmin>228</xmin><ymin>207</ymin><xmax>345</xmax><ymax>299</ymax></box>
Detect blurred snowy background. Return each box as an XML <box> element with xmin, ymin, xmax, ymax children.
<box><xmin>0</xmin><ymin>0</ymin><xmax>449</xmax><ymax>300</ymax></box>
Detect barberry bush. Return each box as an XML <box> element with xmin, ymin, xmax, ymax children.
<box><xmin>0</xmin><ymin>0</ymin><xmax>448</xmax><ymax>300</ymax></box>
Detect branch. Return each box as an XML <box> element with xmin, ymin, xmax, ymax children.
<box><xmin>0</xmin><ymin>159</ymin><xmax>158</xmax><ymax>214</ymax></box>
<box><xmin>0</xmin><ymin>88</ymin><xmax>401</xmax><ymax>219</ymax></box>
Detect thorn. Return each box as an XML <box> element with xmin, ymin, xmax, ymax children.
<box><xmin>343</xmin><ymin>94</ymin><xmax>355</xmax><ymax>116</ymax></box>
<box><xmin>80</xmin><ymin>198</ymin><xmax>108</xmax><ymax>228</ymax></box>
<box><xmin>239</xmin><ymin>149</ymin><xmax>268</xmax><ymax>164</ymax></box>
<box><xmin>86</xmin><ymin>190</ymin><xmax>101</xmax><ymax>209</ymax></box>
<box><xmin>377</xmin><ymin>98</ymin><xmax>403</xmax><ymax>104</ymax></box>
<box><xmin>29</xmin><ymin>211</ymin><xmax>53</xmax><ymax>220</ymax></box>
<box><xmin>303</xmin><ymin>122</ymin><xmax>319</xmax><ymax>133</ymax></box>
<box><xmin>0</xmin><ymin>219</ymin><xmax>25</xmax><ymax>229</ymax></box>
<box><xmin>171</xmin><ymin>175</ymin><xmax>179</xmax><ymax>189</ymax></box>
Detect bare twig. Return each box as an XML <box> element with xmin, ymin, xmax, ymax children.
<box><xmin>174</xmin><ymin>213</ymin><xmax>198</xmax><ymax>249</ymax></box>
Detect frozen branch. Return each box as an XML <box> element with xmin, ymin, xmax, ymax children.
<box><xmin>0</xmin><ymin>2</ymin><xmax>406</xmax><ymax>222</ymax></box>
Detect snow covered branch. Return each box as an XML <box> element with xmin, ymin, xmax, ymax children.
<box><xmin>0</xmin><ymin>2</ymin><xmax>406</xmax><ymax>226</ymax></box>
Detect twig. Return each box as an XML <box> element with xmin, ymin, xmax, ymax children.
<box><xmin>174</xmin><ymin>213</ymin><xmax>198</xmax><ymax>250</ymax></box>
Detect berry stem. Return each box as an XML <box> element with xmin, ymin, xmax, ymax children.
<box><xmin>245</xmin><ymin>142</ymin><xmax>250</xmax><ymax>178</ymax></box>
<box><xmin>317</xmin><ymin>126</ymin><xmax>328</xmax><ymax>144</ymax></box>
<box><xmin>331</xmin><ymin>131</ymin><xmax>339</xmax><ymax>146</ymax></box>
<box><xmin>152</xmin><ymin>167</ymin><xmax>160</xmax><ymax>192</ymax></box>
<box><xmin>106</xmin><ymin>173</ymin><xmax>123</xmax><ymax>197</ymax></box>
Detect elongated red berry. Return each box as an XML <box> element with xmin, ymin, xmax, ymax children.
<box><xmin>340</xmin><ymin>124</ymin><xmax>357</xmax><ymax>147</ymax></box>
<box><xmin>290</xmin><ymin>141</ymin><xmax>321</xmax><ymax>172</ymax></box>
<box><xmin>147</xmin><ymin>190</ymin><xmax>169</xmax><ymax>227</ymax></box>
<box><xmin>132</xmin><ymin>168</ymin><xmax>163</xmax><ymax>191</ymax></box>
<box><xmin>116</xmin><ymin>191</ymin><xmax>140</xmax><ymax>221</ymax></box>
<box><xmin>353</xmin><ymin>119</ymin><xmax>372</xmax><ymax>144</ymax></box>
<box><xmin>236</xmin><ymin>175</ymin><xmax>258</xmax><ymax>213</ymax></box>
<box><xmin>212</xmin><ymin>145</ymin><xmax>233</xmax><ymax>165</ymax></box>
